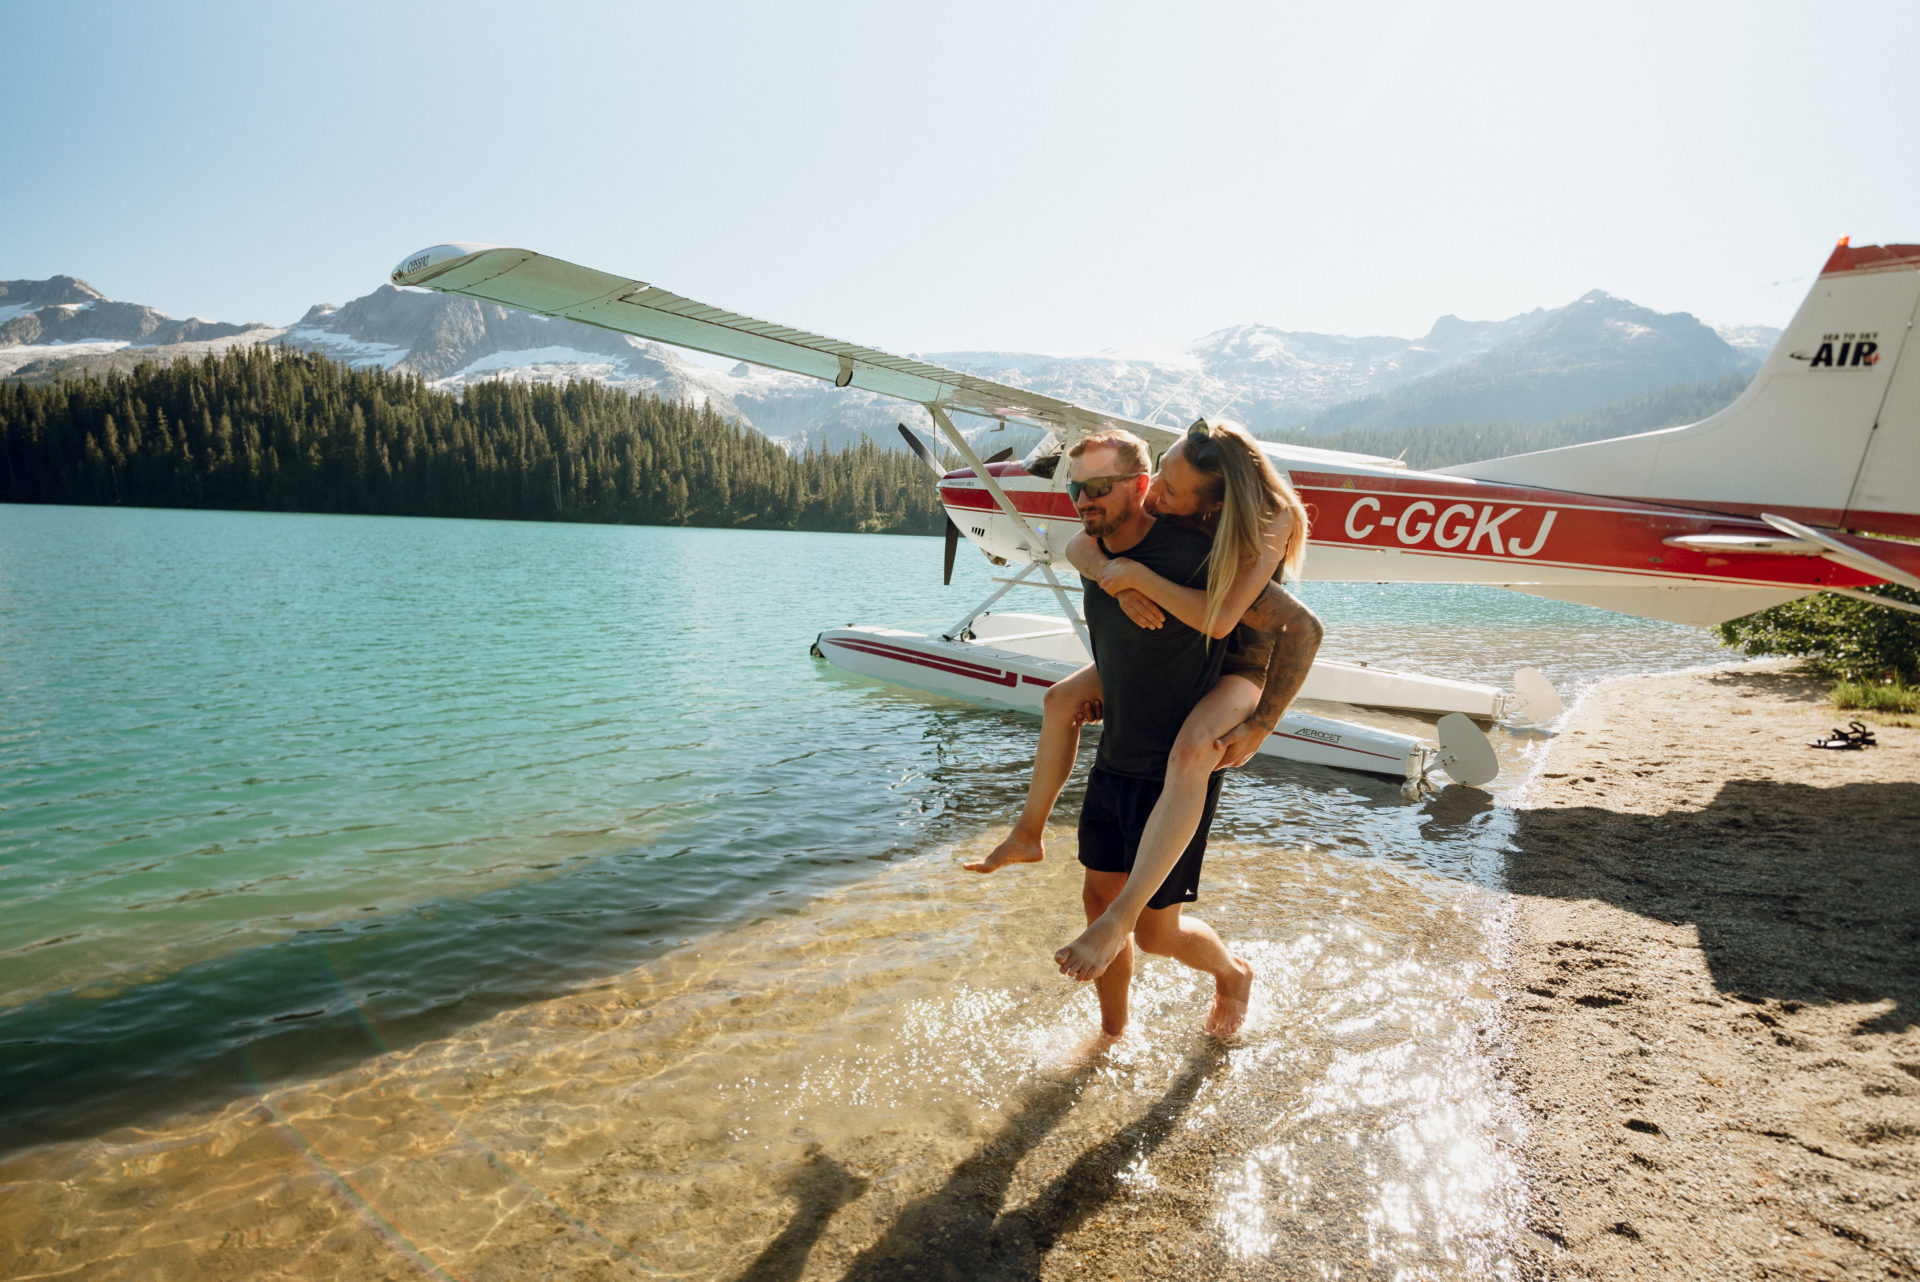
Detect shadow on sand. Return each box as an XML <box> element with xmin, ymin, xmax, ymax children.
<box><xmin>730</xmin><ymin>1044</ymin><xmax>1228</xmax><ymax>1282</ymax></box>
<box><xmin>1505</xmin><ymin>775</ymin><xmax>1920</xmax><ymax>1032</ymax></box>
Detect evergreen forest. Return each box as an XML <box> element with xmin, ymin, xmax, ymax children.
<box><xmin>0</xmin><ymin>346</ymin><xmax>949</xmax><ymax>535</ymax></box>
<box><xmin>1</xmin><ymin>345</ymin><xmax>1763</xmax><ymax>535</ymax></box>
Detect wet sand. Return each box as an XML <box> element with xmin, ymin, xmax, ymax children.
<box><xmin>1502</xmin><ymin>663</ymin><xmax>1920</xmax><ymax>1278</ymax></box>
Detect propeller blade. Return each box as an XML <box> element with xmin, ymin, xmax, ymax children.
<box><xmin>944</xmin><ymin>517</ymin><xmax>960</xmax><ymax>586</ymax></box>
<box><xmin>897</xmin><ymin>423</ymin><xmax>946</xmax><ymax>478</ymax></box>
<box><xmin>898</xmin><ymin>423</ymin><xmax>1013</xmax><ymax>475</ymax></box>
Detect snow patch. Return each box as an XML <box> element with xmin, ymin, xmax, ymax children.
<box><xmin>0</xmin><ymin>340</ymin><xmax>133</xmax><ymax>377</ymax></box>
<box><xmin>1711</xmin><ymin>323</ymin><xmax>1782</xmax><ymax>356</ymax></box>
<box><xmin>1082</xmin><ymin>342</ymin><xmax>1203</xmax><ymax>369</ymax></box>
<box><xmin>454</xmin><ymin>346</ymin><xmax>628</xmax><ymax>377</ymax></box>
<box><xmin>19</xmin><ymin>339</ymin><xmax>130</xmax><ymax>352</ymax></box>
<box><xmin>282</xmin><ymin>327</ymin><xmax>411</xmax><ymax>369</ymax></box>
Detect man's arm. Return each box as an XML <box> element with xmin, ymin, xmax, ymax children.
<box><xmin>1215</xmin><ymin>584</ymin><xmax>1324</xmax><ymax>767</ymax></box>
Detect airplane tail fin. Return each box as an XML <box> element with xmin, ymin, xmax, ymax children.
<box><xmin>1445</xmin><ymin>240</ymin><xmax>1920</xmax><ymax>539</ymax></box>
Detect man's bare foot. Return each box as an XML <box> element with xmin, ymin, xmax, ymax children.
<box><xmin>1066</xmin><ymin>1029</ymin><xmax>1124</xmax><ymax>1067</ymax></box>
<box><xmin>1206</xmin><ymin>957</ymin><xmax>1254</xmax><ymax>1038</ymax></box>
<box><xmin>963</xmin><ymin>829</ymin><xmax>1044</xmax><ymax>873</ymax></box>
<box><xmin>1054</xmin><ymin>914</ymin><xmax>1131</xmax><ymax>981</ymax></box>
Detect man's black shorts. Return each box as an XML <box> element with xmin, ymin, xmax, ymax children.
<box><xmin>1076</xmin><ymin>767</ymin><xmax>1226</xmax><ymax>910</ymax></box>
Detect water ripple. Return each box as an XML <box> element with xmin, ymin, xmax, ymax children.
<box><xmin>0</xmin><ymin>505</ymin><xmax>1727</xmax><ymax>1157</ymax></box>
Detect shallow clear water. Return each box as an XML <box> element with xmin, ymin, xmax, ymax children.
<box><xmin>0</xmin><ymin>504</ymin><xmax>1732</xmax><ymax>1275</ymax></box>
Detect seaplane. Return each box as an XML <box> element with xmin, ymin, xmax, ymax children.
<box><xmin>391</xmin><ymin>238</ymin><xmax>1920</xmax><ymax>787</ymax></box>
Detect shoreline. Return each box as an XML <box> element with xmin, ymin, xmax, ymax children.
<box><xmin>1500</xmin><ymin>661</ymin><xmax>1919</xmax><ymax>1277</ymax></box>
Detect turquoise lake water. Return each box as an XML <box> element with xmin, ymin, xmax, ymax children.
<box><xmin>0</xmin><ymin>504</ymin><xmax>1731</xmax><ymax>1148</ymax></box>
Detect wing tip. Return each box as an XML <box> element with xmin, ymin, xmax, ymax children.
<box><xmin>390</xmin><ymin>243</ymin><xmax>512</xmax><ymax>287</ymax></box>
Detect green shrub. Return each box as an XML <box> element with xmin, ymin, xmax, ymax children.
<box><xmin>1716</xmin><ymin>586</ymin><xmax>1920</xmax><ymax>682</ymax></box>
<box><xmin>1830</xmin><ymin>678</ymin><xmax>1920</xmax><ymax>713</ymax></box>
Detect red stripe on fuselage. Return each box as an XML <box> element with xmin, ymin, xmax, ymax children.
<box><xmin>1606</xmin><ymin>498</ymin><xmax>1920</xmax><ymax>543</ymax></box>
<box><xmin>939</xmin><ymin>486</ymin><xmax>1080</xmax><ymax>520</ymax></box>
<box><xmin>1292</xmin><ymin>472</ymin><xmax>1889</xmax><ymax>590</ymax></box>
<box><xmin>936</xmin><ymin>467</ymin><xmax>1909</xmax><ymax>590</ymax></box>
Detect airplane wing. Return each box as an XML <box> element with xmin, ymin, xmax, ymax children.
<box><xmin>391</xmin><ymin>244</ymin><xmax>1179</xmax><ymax>450</ymax></box>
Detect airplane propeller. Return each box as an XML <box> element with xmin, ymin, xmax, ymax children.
<box><xmin>897</xmin><ymin>423</ymin><xmax>1011</xmax><ymax>585</ymax></box>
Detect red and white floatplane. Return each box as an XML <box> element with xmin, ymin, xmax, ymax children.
<box><xmin>393</xmin><ymin>238</ymin><xmax>1920</xmax><ymax>788</ymax></box>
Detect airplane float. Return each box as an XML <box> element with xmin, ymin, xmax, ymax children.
<box><xmin>392</xmin><ymin>239</ymin><xmax>1920</xmax><ymax>788</ymax></box>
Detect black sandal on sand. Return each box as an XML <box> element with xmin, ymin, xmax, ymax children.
<box><xmin>1807</xmin><ymin>721</ymin><xmax>1877</xmax><ymax>750</ymax></box>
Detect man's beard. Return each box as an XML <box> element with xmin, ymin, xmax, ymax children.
<box><xmin>1077</xmin><ymin>506</ymin><xmax>1114</xmax><ymax>536</ymax></box>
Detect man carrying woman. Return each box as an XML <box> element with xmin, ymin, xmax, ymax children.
<box><xmin>963</xmin><ymin>421</ymin><xmax>1321</xmax><ymax>1041</ymax></box>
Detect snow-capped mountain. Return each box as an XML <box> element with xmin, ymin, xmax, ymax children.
<box><xmin>0</xmin><ymin>277</ymin><xmax>274</xmax><ymax>375</ymax></box>
<box><xmin>1295</xmin><ymin>291</ymin><xmax>1769</xmax><ymax>435</ymax></box>
<box><xmin>927</xmin><ymin>310</ymin><xmax>1549</xmax><ymax>443</ymax></box>
<box><xmin>2</xmin><ymin>275</ymin><xmax>1780</xmax><ymax>451</ymax></box>
<box><xmin>271</xmin><ymin>286</ymin><xmax>1781</xmax><ymax>447</ymax></box>
<box><xmin>279</xmin><ymin>285</ymin><xmax>755</xmax><ymax>411</ymax></box>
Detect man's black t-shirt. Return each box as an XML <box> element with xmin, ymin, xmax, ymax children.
<box><xmin>1081</xmin><ymin>521</ymin><xmax>1226</xmax><ymax>780</ymax></box>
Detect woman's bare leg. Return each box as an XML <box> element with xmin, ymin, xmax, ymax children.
<box><xmin>1052</xmin><ymin>674</ymin><xmax>1258</xmax><ymax>974</ymax></box>
<box><xmin>965</xmin><ymin>664</ymin><xmax>1101</xmax><ymax>873</ymax></box>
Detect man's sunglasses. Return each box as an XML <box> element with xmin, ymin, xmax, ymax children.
<box><xmin>1066</xmin><ymin>472</ymin><xmax>1144</xmax><ymax>503</ymax></box>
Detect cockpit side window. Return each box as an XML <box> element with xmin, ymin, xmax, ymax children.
<box><xmin>1024</xmin><ymin>440</ymin><xmax>1063</xmax><ymax>480</ymax></box>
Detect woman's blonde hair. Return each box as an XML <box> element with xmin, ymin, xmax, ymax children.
<box><xmin>1179</xmin><ymin>419</ymin><xmax>1309</xmax><ymax>634</ymax></box>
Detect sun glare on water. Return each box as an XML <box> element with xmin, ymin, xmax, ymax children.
<box><xmin>1</xmin><ymin>828</ymin><xmax>1528</xmax><ymax>1280</ymax></box>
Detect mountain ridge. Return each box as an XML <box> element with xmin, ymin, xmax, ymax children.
<box><xmin>0</xmin><ymin>276</ymin><xmax>271</xmax><ymax>351</ymax></box>
<box><xmin>0</xmin><ymin>274</ymin><xmax>1781</xmax><ymax>451</ymax></box>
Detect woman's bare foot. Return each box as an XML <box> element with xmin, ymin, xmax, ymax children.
<box><xmin>1054</xmin><ymin>914</ymin><xmax>1132</xmax><ymax>981</ymax></box>
<box><xmin>1206</xmin><ymin>957</ymin><xmax>1254</xmax><ymax>1038</ymax></box>
<box><xmin>963</xmin><ymin>829</ymin><xmax>1044</xmax><ymax>873</ymax></box>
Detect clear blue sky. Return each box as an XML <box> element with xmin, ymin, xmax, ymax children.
<box><xmin>4</xmin><ymin>1</ymin><xmax>1916</xmax><ymax>353</ymax></box>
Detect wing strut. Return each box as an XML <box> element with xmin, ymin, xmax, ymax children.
<box><xmin>1761</xmin><ymin>514</ymin><xmax>1920</xmax><ymax>593</ymax></box>
<box><xmin>1822</xmin><ymin>587</ymin><xmax>1920</xmax><ymax>617</ymax></box>
<box><xmin>926</xmin><ymin>405</ymin><xmax>1090</xmax><ymax>656</ymax></box>
<box><xmin>941</xmin><ymin>564</ymin><xmax>1035</xmax><ymax>640</ymax></box>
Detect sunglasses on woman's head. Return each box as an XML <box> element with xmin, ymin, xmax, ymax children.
<box><xmin>1066</xmin><ymin>473</ymin><xmax>1143</xmax><ymax>502</ymax></box>
<box><xmin>1183</xmin><ymin>418</ymin><xmax>1219</xmax><ymax>462</ymax></box>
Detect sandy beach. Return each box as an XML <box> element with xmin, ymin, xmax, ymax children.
<box><xmin>1502</xmin><ymin>663</ymin><xmax>1920</xmax><ymax>1278</ymax></box>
